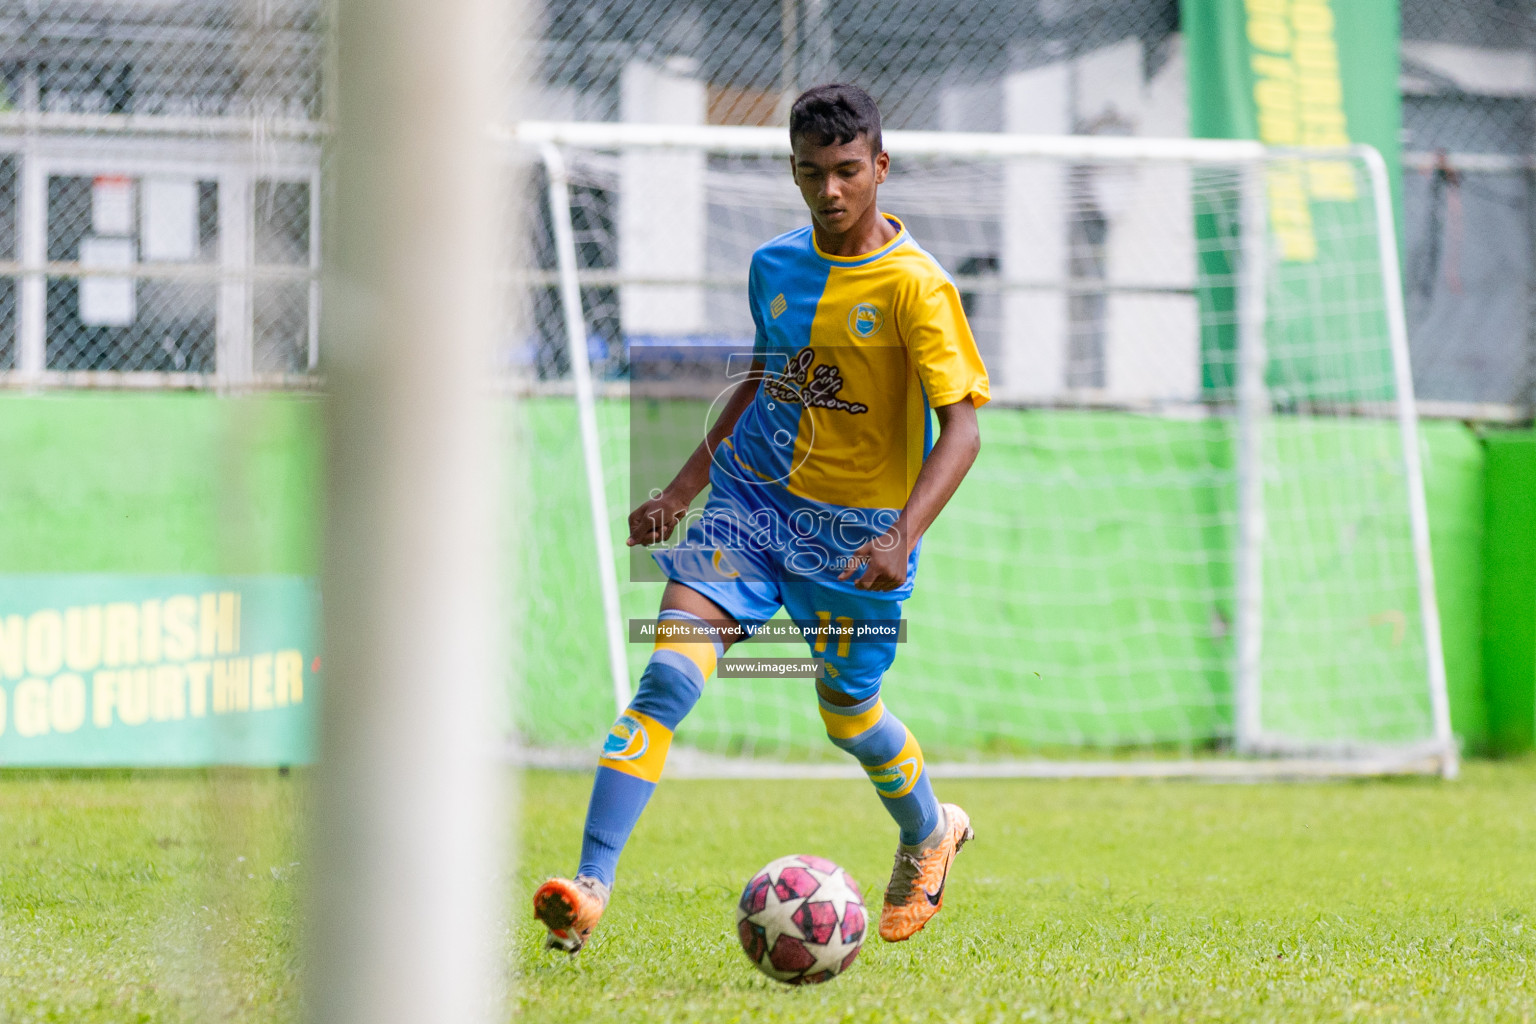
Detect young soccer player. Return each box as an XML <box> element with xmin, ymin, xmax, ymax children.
<box><xmin>534</xmin><ymin>83</ymin><xmax>990</xmax><ymax>953</ymax></box>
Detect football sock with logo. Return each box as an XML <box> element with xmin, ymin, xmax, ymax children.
<box><xmin>818</xmin><ymin>693</ymin><xmax>942</xmax><ymax>846</ymax></box>
<box><xmin>576</xmin><ymin>609</ymin><xmax>722</xmax><ymax>888</ymax></box>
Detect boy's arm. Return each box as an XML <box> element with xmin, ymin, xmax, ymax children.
<box><xmin>626</xmin><ymin>361</ymin><xmax>764</xmax><ymax>547</ymax></box>
<box><xmin>836</xmin><ymin>398</ymin><xmax>981</xmax><ymax>591</ymax></box>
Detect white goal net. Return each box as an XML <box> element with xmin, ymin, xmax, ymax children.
<box><xmin>509</xmin><ymin>121</ymin><xmax>1456</xmax><ymax>779</ymax></box>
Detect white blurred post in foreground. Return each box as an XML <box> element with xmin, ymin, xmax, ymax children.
<box><xmin>311</xmin><ymin>0</ymin><xmax>504</xmax><ymax>1019</ymax></box>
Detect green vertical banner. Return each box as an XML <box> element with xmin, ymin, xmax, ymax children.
<box><xmin>0</xmin><ymin>575</ymin><xmax>319</xmax><ymax>766</ymax></box>
<box><xmin>1184</xmin><ymin>0</ymin><xmax>1402</xmax><ymax>401</ymax></box>
<box><xmin>1185</xmin><ymin>0</ymin><xmax>1426</xmax><ymax>748</ymax></box>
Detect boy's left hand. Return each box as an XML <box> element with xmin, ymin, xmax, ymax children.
<box><xmin>838</xmin><ymin>529</ymin><xmax>908</xmax><ymax>591</ymax></box>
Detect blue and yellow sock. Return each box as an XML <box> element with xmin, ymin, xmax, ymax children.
<box><xmin>819</xmin><ymin>693</ymin><xmax>942</xmax><ymax>846</ymax></box>
<box><xmin>576</xmin><ymin>609</ymin><xmax>721</xmax><ymax>888</ymax></box>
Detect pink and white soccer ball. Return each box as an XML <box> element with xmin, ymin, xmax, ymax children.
<box><xmin>735</xmin><ymin>854</ymin><xmax>867</xmax><ymax>985</ymax></box>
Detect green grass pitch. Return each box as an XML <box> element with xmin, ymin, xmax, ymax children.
<box><xmin>3</xmin><ymin>762</ymin><xmax>1535</xmax><ymax>1022</ymax></box>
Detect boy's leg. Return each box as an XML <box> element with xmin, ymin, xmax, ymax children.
<box><xmin>783</xmin><ymin>586</ymin><xmax>941</xmax><ymax>843</ymax></box>
<box><xmin>538</xmin><ymin>459</ymin><xmax>779</xmax><ymax>952</ymax></box>
<box><xmin>534</xmin><ymin>583</ymin><xmax>743</xmax><ymax>952</ymax></box>
<box><xmin>817</xmin><ymin>683</ymin><xmax>973</xmax><ymax>941</ymax></box>
<box><xmin>785</xmin><ymin>586</ymin><xmax>974</xmax><ymax>942</ymax></box>
<box><xmin>575</xmin><ymin>583</ymin><xmax>743</xmax><ymax>885</ymax></box>
<box><xmin>815</xmin><ymin>683</ymin><xmax>942</xmax><ymax>846</ymax></box>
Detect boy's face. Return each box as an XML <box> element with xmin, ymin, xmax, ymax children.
<box><xmin>790</xmin><ymin>133</ymin><xmax>889</xmax><ymax>237</ymax></box>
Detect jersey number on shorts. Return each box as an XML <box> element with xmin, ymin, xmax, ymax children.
<box><xmin>813</xmin><ymin>610</ymin><xmax>854</xmax><ymax>659</ymax></box>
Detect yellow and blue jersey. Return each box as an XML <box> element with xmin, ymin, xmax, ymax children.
<box><xmin>652</xmin><ymin>214</ymin><xmax>988</xmax><ymax>696</ymax></box>
<box><xmin>726</xmin><ymin>214</ymin><xmax>990</xmax><ymax>513</ymax></box>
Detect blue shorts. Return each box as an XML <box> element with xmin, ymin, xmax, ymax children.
<box><xmin>650</xmin><ymin>444</ymin><xmax>915</xmax><ymax>702</ymax></box>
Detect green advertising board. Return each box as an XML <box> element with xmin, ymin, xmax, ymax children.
<box><xmin>0</xmin><ymin>575</ymin><xmax>319</xmax><ymax>766</ymax></box>
<box><xmin>1184</xmin><ymin>0</ymin><xmax>1402</xmax><ymax>401</ymax></box>
<box><xmin>1482</xmin><ymin>431</ymin><xmax>1536</xmax><ymax>755</ymax></box>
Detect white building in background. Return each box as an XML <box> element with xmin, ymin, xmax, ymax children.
<box><xmin>944</xmin><ymin>37</ymin><xmax>1195</xmax><ymax>405</ymax></box>
<box><xmin>998</xmin><ymin>57</ymin><xmax>1070</xmax><ymax>402</ymax></box>
<box><xmin>619</xmin><ymin>59</ymin><xmax>707</xmax><ymax>339</ymax></box>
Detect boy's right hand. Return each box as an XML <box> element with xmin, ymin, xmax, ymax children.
<box><xmin>626</xmin><ymin>491</ymin><xmax>691</xmax><ymax>547</ymax></box>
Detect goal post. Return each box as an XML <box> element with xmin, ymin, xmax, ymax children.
<box><xmin>509</xmin><ymin>120</ymin><xmax>1457</xmax><ymax>780</ymax></box>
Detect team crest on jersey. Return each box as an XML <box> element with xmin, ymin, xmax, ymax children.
<box><xmin>602</xmin><ymin>714</ymin><xmax>649</xmax><ymax>761</ymax></box>
<box><xmin>847</xmin><ymin>302</ymin><xmax>883</xmax><ymax>338</ymax></box>
<box><xmin>761</xmin><ymin>346</ymin><xmax>869</xmax><ymax>414</ymax></box>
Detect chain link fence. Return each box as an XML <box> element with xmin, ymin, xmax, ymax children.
<box><xmin>0</xmin><ymin>0</ymin><xmax>322</xmax><ymax>385</ymax></box>
<box><xmin>521</xmin><ymin>0</ymin><xmax>1536</xmax><ymax>411</ymax></box>
<box><xmin>0</xmin><ymin>0</ymin><xmax>1531</xmax><ymax>408</ymax></box>
<box><xmin>1401</xmin><ymin>0</ymin><xmax>1536</xmax><ymax>407</ymax></box>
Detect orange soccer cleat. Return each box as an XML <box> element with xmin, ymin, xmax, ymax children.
<box><xmin>877</xmin><ymin>803</ymin><xmax>974</xmax><ymax>942</ymax></box>
<box><xmin>533</xmin><ymin>875</ymin><xmax>610</xmax><ymax>953</ymax></box>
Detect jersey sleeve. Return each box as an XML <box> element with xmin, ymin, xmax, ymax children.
<box><xmin>747</xmin><ymin>253</ymin><xmax>768</xmax><ymax>359</ymax></box>
<box><xmin>900</xmin><ymin>275</ymin><xmax>991</xmax><ymax>408</ymax></box>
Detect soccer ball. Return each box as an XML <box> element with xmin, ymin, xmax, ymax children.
<box><xmin>735</xmin><ymin>854</ymin><xmax>867</xmax><ymax>985</ymax></box>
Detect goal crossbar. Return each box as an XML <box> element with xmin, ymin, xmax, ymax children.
<box><xmin>507</xmin><ymin>119</ymin><xmax>1377</xmax><ymax>165</ymax></box>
